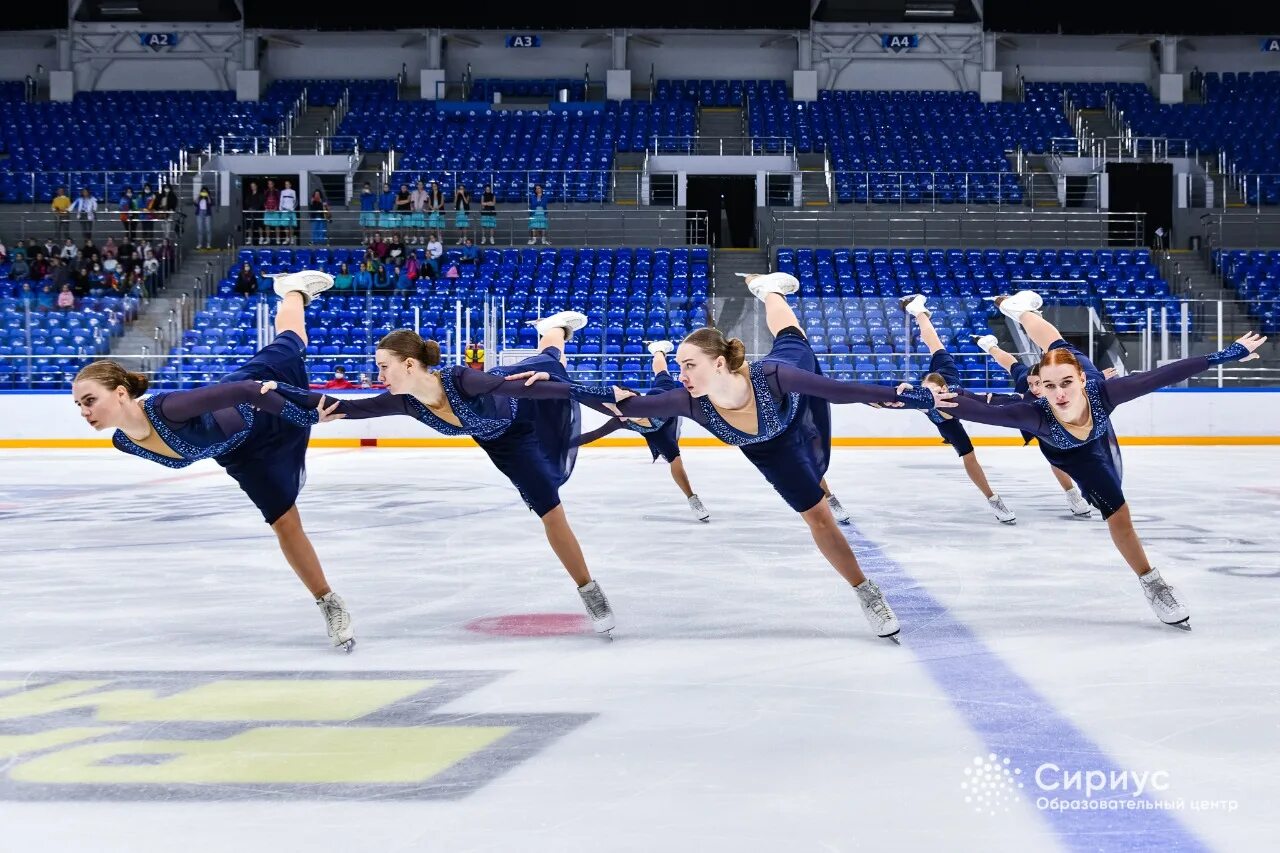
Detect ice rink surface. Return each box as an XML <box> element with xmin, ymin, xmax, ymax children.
<box><xmin>4</xmin><ymin>444</ymin><xmax>1279</xmax><ymax>852</ymax></box>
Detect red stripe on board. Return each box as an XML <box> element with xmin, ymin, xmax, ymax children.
<box><xmin>359</xmin><ymin>438</ymin><xmax>377</xmax><ymax>447</ymax></box>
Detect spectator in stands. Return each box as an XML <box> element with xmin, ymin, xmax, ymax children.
<box><xmin>29</xmin><ymin>250</ymin><xmax>48</xmax><ymax>281</ymax></box>
<box><xmin>307</xmin><ymin>189</ymin><xmax>329</xmax><ymax>245</ymax></box>
<box><xmin>444</xmin><ymin>261</ymin><xmax>460</xmax><ymax>280</ymax></box>
<box><xmin>82</xmin><ymin>239</ymin><xmax>100</xmax><ymax>264</ymax></box>
<box><xmin>279</xmin><ymin>179</ymin><xmax>299</xmax><ymax>245</ymax></box>
<box><xmin>369</xmin><ymin>232</ymin><xmax>389</xmax><ymax>259</ymax></box>
<box><xmin>353</xmin><ymin>260</ymin><xmax>374</xmax><ymax>292</ymax></box>
<box><xmin>9</xmin><ymin>251</ymin><xmax>29</xmax><ymax>281</ymax></box>
<box><xmin>263</xmin><ymin>179</ymin><xmax>281</xmax><ymax>245</ymax></box>
<box><xmin>528</xmin><ymin>183</ymin><xmax>549</xmax><ymax>245</ymax></box>
<box><xmin>0</xmin><ymin>240</ymin><xmax>6</xmax><ymax>263</ymax></box>
<box><xmin>19</xmin><ymin>282</ymin><xmax>34</xmax><ymax>309</ymax></box>
<box><xmin>378</xmin><ymin>182</ymin><xmax>397</xmax><ymax>232</ymax></box>
<box><xmin>386</xmin><ymin>231</ymin><xmax>406</xmax><ymax>261</ymax></box>
<box><xmin>156</xmin><ymin>185</ymin><xmax>179</xmax><ymax>238</ymax></box>
<box><xmin>139</xmin><ymin>183</ymin><xmax>158</xmax><ymax>241</ymax></box>
<box><xmin>37</xmin><ymin>284</ymin><xmax>55</xmax><ymax>312</ymax></box>
<box><xmin>71</xmin><ymin>188</ymin><xmax>97</xmax><ymax>242</ymax></box>
<box><xmin>102</xmin><ymin>237</ymin><xmax>118</xmax><ymax>261</ymax></box>
<box><xmin>427</xmin><ymin>180</ymin><xmax>446</xmax><ymax>242</ymax></box>
<box><xmin>358</xmin><ymin>181</ymin><xmax>377</xmax><ymax>238</ymax></box>
<box><xmin>243</xmin><ymin>180</ymin><xmax>264</xmax><ymax>245</ymax></box>
<box><xmin>125</xmin><ymin>267</ymin><xmax>145</xmax><ymax>296</ymax></box>
<box><xmin>193</xmin><ymin>187</ymin><xmax>215</xmax><ymax>249</ymax></box>
<box><xmin>394</xmin><ymin>184</ymin><xmax>413</xmax><ymax>236</ymax></box>
<box><xmin>409</xmin><ymin>179</ymin><xmax>429</xmax><ymax>244</ymax></box>
<box><xmin>480</xmin><ymin>183</ymin><xmax>497</xmax><ymax>244</ymax></box>
<box><xmin>1153</xmin><ymin>225</ymin><xmax>1167</xmax><ymax>251</ymax></box>
<box><xmin>234</xmin><ymin>262</ymin><xmax>257</xmax><ymax>297</ymax></box>
<box><xmin>453</xmin><ymin>183</ymin><xmax>472</xmax><ymax>244</ymax></box>
<box><xmin>324</xmin><ymin>366</ymin><xmax>357</xmax><ymax>389</ymax></box>
<box><xmin>143</xmin><ymin>249</ymin><xmax>160</xmax><ymax>297</ymax></box>
<box><xmin>390</xmin><ymin>260</ymin><xmax>412</xmax><ymax>292</ymax></box>
<box><xmin>1190</xmin><ymin>66</ymin><xmax>1203</xmax><ymax>95</ymax></box>
<box><xmin>425</xmin><ymin>233</ymin><xmax>443</xmax><ymax>276</ymax></box>
<box><xmin>57</xmin><ymin>283</ymin><xmax>75</xmax><ymax>311</ymax></box>
<box><xmin>118</xmin><ymin>187</ymin><xmax>138</xmax><ymax>242</ymax></box>
<box><xmin>60</xmin><ymin>238</ymin><xmax>78</xmax><ymax>262</ymax></box>
<box><xmin>51</xmin><ymin>186</ymin><xmax>72</xmax><ymax>242</ymax></box>
<box><xmin>460</xmin><ymin>236</ymin><xmax>479</xmax><ymax>265</ymax></box>
<box><xmin>333</xmin><ymin>261</ymin><xmax>354</xmax><ymax>292</ymax></box>
<box><xmin>464</xmin><ymin>340</ymin><xmax>485</xmax><ymax>369</ymax></box>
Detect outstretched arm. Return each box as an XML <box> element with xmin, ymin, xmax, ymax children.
<box><xmin>265</xmin><ymin>382</ymin><xmax>419</xmax><ymax>421</ymax></box>
<box><xmin>573</xmin><ymin>419</ymin><xmax>628</xmax><ymax>448</ymax></box>
<box><xmin>944</xmin><ymin>393</ymin><xmax>1046</xmax><ymax>435</ymax></box>
<box><xmin>157</xmin><ymin>380</ymin><xmax>319</xmax><ymax>426</ymax></box>
<box><xmin>1102</xmin><ymin>336</ymin><xmax>1262</xmax><ymax>408</ymax></box>
<box><xmin>590</xmin><ymin>385</ymin><xmax>696</xmax><ymax>420</ymax></box>
<box><xmin>454</xmin><ymin>366</ymin><xmax>574</xmax><ymax>400</ymax></box>
<box><xmin>770</xmin><ymin>363</ymin><xmax>939</xmax><ymax>409</ymax></box>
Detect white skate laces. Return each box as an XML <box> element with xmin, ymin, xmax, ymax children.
<box><xmin>1140</xmin><ymin>569</ymin><xmax>1190</xmax><ymax>630</ymax></box>
<box><xmin>316</xmin><ymin>592</ymin><xmax>355</xmax><ymax>652</ymax></box>
<box><xmin>578</xmin><ymin>580</ymin><xmax>615</xmax><ymax>635</ymax></box>
<box><xmin>855</xmin><ymin>579</ymin><xmax>901</xmax><ymax>642</ymax></box>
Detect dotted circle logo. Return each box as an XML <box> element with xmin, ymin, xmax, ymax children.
<box><xmin>961</xmin><ymin>753</ymin><xmax>1024</xmax><ymax>816</ymax></box>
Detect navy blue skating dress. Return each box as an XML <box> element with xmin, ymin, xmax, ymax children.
<box><xmin>110</xmin><ymin>330</ymin><xmax>320</xmax><ymax>524</ymax></box>
<box><xmin>574</xmin><ymin>370</ymin><xmax>684</xmax><ymax>463</ymax></box>
<box><xmin>275</xmin><ymin>346</ymin><xmax>580</xmax><ymax>517</ymax></box>
<box><xmin>572</xmin><ymin>327</ymin><xmax>935</xmax><ymax>513</ymax></box>
<box><xmin>945</xmin><ymin>339</ymin><xmax>1253</xmax><ymax>519</ymax></box>
<box><xmin>922</xmin><ymin>349</ymin><xmax>976</xmax><ymax>457</ymax></box>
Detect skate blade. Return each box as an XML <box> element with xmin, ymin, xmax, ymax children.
<box><xmin>1169</xmin><ymin>620</ymin><xmax>1192</xmax><ymax>632</ymax></box>
<box><xmin>597</xmin><ymin>630</ymin><xmax>615</xmax><ymax>641</ymax></box>
<box><xmin>835</xmin><ymin>517</ymin><xmax>852</xmax><ymax>525</ymax></box>
<box><xmin>884</xmin><ymin>633</ymin><xmax>902</xmax><ymax>645</ymax></box>
<box><xmin>998</xmin><ymin>518</ymin><xmax>1017</xmax><ymax>525</ymax></box>
<box><xmin>337</xmin><ymin>638</ymin><xmax>356</xmax><ymax>653</ymax></box>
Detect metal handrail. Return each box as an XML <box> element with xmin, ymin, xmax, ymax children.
<box><xmin>649</xmin><ymin>136</ymin><xmax>794</xmax><ymax>156</ymax></box>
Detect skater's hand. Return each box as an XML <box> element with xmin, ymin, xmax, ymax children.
<box><xmin>612</xmin><ymin>385</ymin><xmax>637</xmax><ymax>403</ymax></box>
<box><xmin>927</xmin><ymin>388</ymin><xmax>958</xmax><ymax>409</ymax></box>
<box><xmin>502</xmin><ymin>370</ymin><xmax>551</xmax><ymax>387</ymax></box>
<box><xmin>316</xmin><ymin>395</ymin><xmax>344</xmax><ymax>422</ymax></box>
<box><xmin>1102</xmin><ymin>367</ymin><xmax>1117</xmax><ymax>379</ymax></box>
<box><xmin>258</xmin><ymin>380</ymin><xmax>278</xmax><ymax>394</ymax></box>
<box><xmin>1235</xmin><ymin>331</ymin><xmax>1267</xmax><ymax>361</ymax></box>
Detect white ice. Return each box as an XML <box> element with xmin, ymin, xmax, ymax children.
<box><xmin>4</xmin><ymin>445</ymin><xmax>1280</xmax><ymax>853</ymax></box>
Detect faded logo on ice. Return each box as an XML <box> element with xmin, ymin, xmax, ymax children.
<box><xmin>0</xmin><ymin>671</ymin><xmax>592</xmax><ymax>801</ymax></box>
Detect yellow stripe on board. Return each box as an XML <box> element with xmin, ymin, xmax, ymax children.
<box><xmin>3</xmin><ymin>436</ymin><xmax>1279</xmax><ymax>450</ymax></box>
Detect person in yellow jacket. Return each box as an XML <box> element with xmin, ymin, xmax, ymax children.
<box><xmin>464</xmin><ymin>341</ymin><xmax>486</xmax><ymax>369</ymax></box>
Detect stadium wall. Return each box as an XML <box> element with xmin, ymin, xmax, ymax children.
<box><xmin>2</xmin><ymin>391</ymin><xmax>1276</xmax><ymax>447</ymax></box>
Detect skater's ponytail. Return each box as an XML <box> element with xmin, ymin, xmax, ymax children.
<box><xmin>1040</xmin><ymin>347</ymin><xmax>1083</xmax><ymax>376</ymax></box>
<box><xmin>1028</xmin><ymin>363</ymin><xmax>1042</xmax><ymax>377</ymax></box>
<box><xmin>923</xmin><ymin>372</ymin><xmax>948</xmax><ymax>390</ymax></box>
<box><xmin>683</xmin><ymin>328</ymin><xmax>746</xmax><ymax>371</ymax></box>
<box><xmin>378</xmin><ymin>329</ymin><xmax>441</xmax><ymax>368</ymax></box>
<box><xmin>75</xmin><ymin>361</ymin><xmax>149</xmax><ymax>397</ymax></box>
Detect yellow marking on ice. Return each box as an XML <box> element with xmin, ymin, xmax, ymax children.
<box><xmin>11</xmin><ymin>726</ymin><xmax>512</xmax><ymax>785</ymax></box>
<box><xmin>0</xmin><ymin>728</ymin><xmax>118</xmax><ymax>758</ymax></box>
<box><xmin>0</xmin><ymin>679</ymin><xmax>437</xmax><ymax>722</ymax></box>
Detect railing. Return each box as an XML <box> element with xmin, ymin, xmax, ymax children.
<box><xmin>1202</xmin><ymin>212</ymin><xmax>1280</xmax><ymax>251</ymax></box>
<box><xmin>209</xmin><ymin>135</ymin><xmax>361</xmax><ymax>156</ymax></box>
<box><xmin>345</xmin><ymin>165</ymin><xmax>657</xmax><ymax>208</ymax></box>
<box><xmin>767</xmin><ymin>210</ymin><xmax>1144</xmax><ymax>248</ymax></box>
<box><xmin>649</xmin><ymin>136</ymin><xmax>794</xmax><ymax>156</ymax></box>
<box><xmin>0</xmin><ymin>170</ymin><xmax>196</xmax><ymax>208</ymax></box>
<box><xmin>823</xmin><ymin>170</ymin><xmax>1100</xmax><ymax>210</ymax></box>
<box><xmin>232</xmin><ymin>208</ymin><xmax>709</xmax><ymax>247</ymax></box>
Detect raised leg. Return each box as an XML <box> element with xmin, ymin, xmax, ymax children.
<box><xmin>913</xmin><ymin>308</ymin><xmax>945</xmax><ymax>354</ymax></box>
<box><xmin>274</xmin><ymin>290</ymin><xmax>309</xmax><ymax>346</ymax></box>
<box><xmin>270</xmin><ymin>505</ymin><xmax>333</xmax><ymax>598</ymax></box>
<box><xmin>960</xmin><ymin>451</ymin><xmax>996</xmax><ymax>499</ymax></box>
<box><xmin>799</xmin><ymin>498</ymin><xmax>867</xmax><ymax>586</ymax></box>
<box><xmin>762</xmin><ymin>291</ymin><xmax>802</xmax><ymax>338</ymax></box>
<box><xmin>668</xmin><ymin>456</ymin><xmax>695</xmax><ymax>498</ymax></box>
<box><xmin>987</xmin><ymin>343</ymin><xmax>1019</xmax><ymax>372</ymax></box>
<box><xmin>538</xmin><ymin>324</ymin><xmax>568</xmax><ymax>352</ymax></box>
<box><xmin>1104</xmin><ymin>504</ymin><xmax>1154</xmax><ymax>576</ymax></box>
<box><xmin>540</xmin><ymin>504</ymin><xmax>592</xmax><ymax>587</ymax></box>
<box><xmin>1013</xmin><ymin>310</ymin><xmax>1063</xmax><ymax>353</ymax></box>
